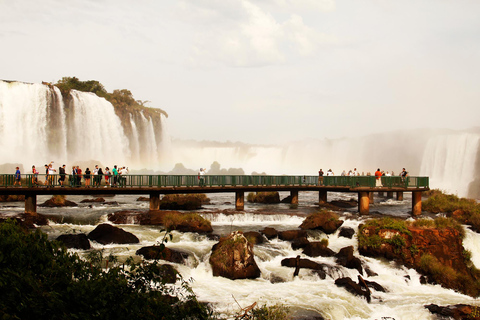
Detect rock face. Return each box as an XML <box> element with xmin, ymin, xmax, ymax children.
<box><xmin>136</xmin><ymin>245</ymin><xmax>189</xmax><ymax>264</ymax></box>
<box><xmin>88</xmin><ymin>223</ymin><xmax>139</xmax><ymax>245</ymax></box>
<box><xmin>299</xmin><ymin>211</ymin><xmax>343</xmax><ymax>234</ymax></box>
<box><xmin>336</xmin><ymin>246</ymin><xmax>363</xmax><ymax>275</ymax></box>
<box><xmin>358</xmin><ymin>222</ymin><xmax>480</xmax><ymax>296</ymax></box>
<box><xmin>56</xmin><ymin>234</ymin><xmax>91</xmax><ymax>250</ymax></box>
<box><xmin>425</xmin><ymin>304</ymin><xmax>480</xmax><ymax>320</ymax></box>
<box><xmin>209</xmin><ymin>231</ymin><xmax>260</xmax><ymax>280</ymax></box>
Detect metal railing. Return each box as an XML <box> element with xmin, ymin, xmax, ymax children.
<box><xmin>0</xmin><ymin>174</ymin><xmax>429</xmax><ymax>189</ymax></box>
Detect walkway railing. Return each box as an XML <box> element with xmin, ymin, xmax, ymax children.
<box><xmin>0</xmin><ymin>174</ymin><xmax>429</xmax><ymax>189</ymax></box>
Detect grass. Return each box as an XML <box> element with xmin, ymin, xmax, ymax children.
<box><xmin>422</xmin><ymin>190</ymin><xmax>480</xmax><ymax>232</ymax></box>
<box><xmin>411</xmin><ymin>217</ymin><xmax>465</xmax><ymax>238</ymax></box>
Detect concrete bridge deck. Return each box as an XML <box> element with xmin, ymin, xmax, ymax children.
<box><xmin>0</xmin><ymin>174</ymin><xmax>429</xmax><ymax>215</ymax></box>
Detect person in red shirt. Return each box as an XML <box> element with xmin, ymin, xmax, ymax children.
<box><xmin>375</xmin><ymin>168</ymin><xmax>382</xmax><ymax>187</ymax></box>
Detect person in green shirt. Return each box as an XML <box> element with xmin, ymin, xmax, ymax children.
<box><xmin>112</xmin><ymin>165</ymin><xmax>119</xmax><ymax>187</ymax></box>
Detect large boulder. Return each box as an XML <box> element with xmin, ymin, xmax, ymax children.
<box><xmin>303</xmin><ymin>241</ymin><xmax>335</xmax><ymax>257</ymax></box>
<box><xmin>88</xmin><ymin>223</ymin><xmax>139</xmax><ymax>245</ymax></box>
<box><xmin>425</xmin><ymin>304</ymin><xmax>479</xmax><ymax>320</ymax></box>
<box><xmin>299</xmin><ymin>211</ymin><xmax>343</xmax><ymax>234</ymax></box>
<box><xmin>56</xmin><ymin>234</ymin><xmax>91</xmax><ymax>250</ymax></box>
<box><xmin>260</xmin><ymin>227</ymin><xmax>278</xmax><ymax>240</ymax></box>
<box><xmin>39</xmin><ymin>195</ymin><xmax>77</xmax><ymax>207</ymax></box>
<box><xmin>209</xmin><ymin>231</ymin><xmax>260</xmax><ymax>280</ymax></box>
<box><xmin>136</xmin><ymin>245</ymin><xmax>189</xmax><ymax>264</ymax></box>
<box><xmin>335</xmin><ymin>277</ymin><xmax>371</xmax><ymax>302</ymax></box>
<box><xmin>336</xmin><ymin>246</ymin><xmax>363</xmax><ymax>275</ymax></box>
<box><xmin>278</xmin><ymin>230</ymin><xmax>307</xmax><ymax>241</ymax></box>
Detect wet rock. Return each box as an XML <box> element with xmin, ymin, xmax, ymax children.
<box><xmin>303</xmin><ymin>241</ymin><xmax>335</xmax><ymax>257</ymax></box>
<box><xmin>425</xmin><ymin>304</ymin><xmax>478</xmax><ymax>320</ymax></box>
<box><xmin>80</xmin><ymin>197</ymin><xmax>105</xmax><ymax>203</ymax></box>
<box><xmin>136</xmin><ymin>196</ymin><xmax>149</xmax><ymax>201</ymax></box>
<box><xmin>278</xmin><ymin>230</ymin><xmax>307</xmax><ymax>241</ymax></box>
<box><xmin>56</xmin><ymin>233</ymin><xmax>91</xmax><ymax>250</ymax></box>
<box><xmin>299</xmin><ymin>211</ymin><xmax>343</xmax><ymax>234</ymax></box>
<box><xmin>39</xmin><ymin>197</ymin><xmax>77</xmax><ymax>207</ymax></box>
<box><xmin>291</xmin><ymin>237</ymin><xmax>309</xmax><ymax>250</ymax></box>
<box><xmin>209</xmin><ymin>231</ymin><xmax>261</xmax><ymax>280</ymax></box>
<box><xmin>0</xmin><ymin>195</ymin><xmax>25</xmax><ymax>202</ymax></box>
<box><xmin>260</xmin><ymin>227</ymin><xmax>278</xmax><ymax>240</ymax></box>
<box><xmin>335</xmin><ymin>277</ymin><xmax>371</xmax><ymax>302</ymax></box>
<box><xmin>243</xmin><ymin>231</ymin><xmax>265</xmax><ymax>244</ymax></box>
<box><xmin>336</xmin><ymin>246</ymin><xmax>363</xmax><ymax>275</ymax></box>
<box><xmin>88</xmin><ymin>223</ymin><xmax>139</xmax><ymax>245</ymax></box>
<box><xmin>136</xmin><ymin>246</ymin><xmax>189</xmax><ymax>264</ymax></box>
<box><xmin>338</xmin><ymin>227</ymin><xmax>355</xmax><ymax>239</ymax></box>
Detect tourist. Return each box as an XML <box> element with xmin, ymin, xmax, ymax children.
<box><xmin>112</xmin><ymin>165</ymin><xmax>119</xmax><ymax>187</ymax></box>
<box><xmin>341</xmin><ymin>170</ymin><xmax>346</xmax><ymax>176</ymax></box>
<box><xmin>318</xmin><ymin>169</ymin><xmax>324</xmax><ymax>185</ymax></box>
<box><xmin>71</xmin><ymin>166</ymin><xmax>77</xmax><ymax>187</ymax></box>
<box><xmin>32</xmin><ymin>165</ymin><xmax>39</xmax><ymax>185</ymax></box>
<box><xmin>97</xmin><ymin>166</ymin><xmax>104</xmax><ymax>187</ymax></box>
<box><xmin>84</xmin><ymin>167</ymin><xmax>91</xmax><ymax>187</ymax></box>
<box><xmin>119</xmin><ymin>166</ymin><xmax>129</xmax><ymax>187</ymax></box>
<box><xmin>14</xmin><ymin>167</ymin><xmax>21</xmax><ymax>186</ymax></box>
<box><xmin>93</xmin><ymin>165</ymin><xmax>99</xmax><ymax>186</ymax></box>
<box><xmin>352</xmin><ymin>168</ymin><xmax>359</xmax><ymax>176</ymax></box>
<box><xmin>375</xmin><ymin>168</ymin><xmax>382</xmax><ymax>187</ymax></box>
<box><xmin>104</xmin><ymin>167</ymin><xmax>111</xmax><ymax>187</ymax></box>
<box><xmin>44</xmin><ymin>164</ymin><xmax>49</xmax><ymax>186</ymax></box>
<box><xmin>327</xmin><ymin>169</ymin><xmax>334</xmax><ymax>176</ymax></box>
<box><xmin>58</xmin><ymin>164</ymin><xmax>66</xmax><ymax>187</ymax></box>
<box><xmin>47</xmin><ymin>163</ymin><xmax>56</xmax><ymax>187</ymax></box>
<box><xmin>198</xmin><ymin>168</ymin><xmax>205</xmax><ymax>187</ymax></box>
<box><xmin>400</xmin><ymin>168</ymin><xmax>408</xmax><ymax>182</ymax></box>
<box><xmin>76</xmin><ymin>166</ymin><xmax>82</xmax><ymax>187</ymax></box>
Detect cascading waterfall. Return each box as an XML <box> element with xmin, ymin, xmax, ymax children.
<box><xmin>0</xmin><ymin>81</ymin><xmax>67</xmax><ymax>166</ymax></box>
<box><xmin>0</xmin><ymin>80</ymin><xmax>168</xmax><ymax>171</ymax></box>
<box><xmin>420</xmin><ymin>133</ymin><xmax>480</xmax><ymax>197</ymax></box>
<box><xmin>68</xmin><ymin>90</ymin><xmax>130</xmax><ymax>165</ymax></box>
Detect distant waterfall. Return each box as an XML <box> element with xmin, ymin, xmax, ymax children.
<box><xmin>0</xmin><ymin>80</ymin><xmax>168</xmax><ymax>171</ymax></box>
<box><xmin>420</xmin><ymin>133</ymin><xmax>480</xmax><ymax>197</ymax></box>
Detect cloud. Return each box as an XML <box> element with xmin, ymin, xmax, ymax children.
<box><xmin>180</xmin><ymin>0</ymin><xmax>337</xmax><ymax>67</ymax></box>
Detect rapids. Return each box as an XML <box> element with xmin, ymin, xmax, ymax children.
<box><xmin>1</xmin><ymin>191</ymin><xmax>477</xmax><ymax>320</ymax></box>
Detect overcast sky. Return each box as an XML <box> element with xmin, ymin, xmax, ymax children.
<box><xmin>1</xmin><ymin>0</ymin><xmax>479</xmax><ymax>144</ymax></box>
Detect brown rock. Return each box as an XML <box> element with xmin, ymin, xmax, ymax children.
<box><xmin>303</xmin><ymin>241</ymin><xmax>335</xmax><ymax>257</ymax></box>
<box><xmin>136</xmin><ymin>245</ymin><xmax>189</xmax><ymax>264</ymax></box>
<box><xmin>299</xmin><ymin>211</ymin><xmax>343</xmax><ymax>234</ymax></box>
<box><xmin>88</xmin><ymin>223</ymin><xmax>139</xmax><ymax>245</ymax></box>
<box><xmin>278</xmin><ymin>230</ymin><xmax>307</xmax><ymax>241</ymax></box>
<box><xmin>56</xmin><ymin>234</ymin><xmax>91</xmax><ymax>250</ymax></box>
<box><xmin>260</xmin><ymin>227</ymin><xmax>278</xmax><ymax>239</ymax></box>
<box><xmin>244</xmin><ymin>231</ymin><xmax>265</xmax><ymax>244</ymax></box>
<box><xmin>209</xmin><ymin>231</ymin><xmax>260</xmax><ymax>280</ymax></box>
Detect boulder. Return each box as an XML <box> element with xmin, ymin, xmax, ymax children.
<box><xmin>260</xmin><ymin>227</ymin><xmax>278</xmax><ymax>240</ymax></box>
<box><xmin>336</xmin><ymin>246</ymin><xmax>363</xmax><ymax>275</ymax></box>
<box><xmin>303</xmin><ymin>241</ymin><xmax>335</xmax><ymax>257</ymax></box>
<box><xmin>136</xmin><ymin>245</ymin><xmax>189</xmax><ymax>264</ymax></box>
<box><xmin>88</xmin><ymin>223</ymin><xmax>139</xmax><ymax>245</ymax></box>
<box><xmin>278</xmin><ymin>230</ymin><xmax>307</xmax><ymax>241</ymax></box>
<box><xmin>335</xmin><ymin>277</ymin><xmax>371</xmax><ymax>302</ymax></box>
<box><xmin>209</xmin><ymin>231</ymin><xmax>260</xmax><ymax>279</ymax></box>
<box><xmin>291</xmin><ymin>237</ymin><xmax>309</xmax><ymax>250</ymax></box>
<box><xmin>56</xmin><ymin>233</ymin><xmax>91</xmax><ymax>250</ymax></box>
<box><xmin>338</xmin><ymin>227</ymin><xmax>355</xmax><ymax>239</ymax></box>
<box><xmin>425</xmin><ymin>304</ymin><xmax>478</xmax><ymax>320</ymax></box>
<box><xmin>243</xmin><ymin>231</ymin><xmax>265</xmax><ymax>245</ymax></box>
<box><xmin>80</xmin><ymin>197</ymin><xmax>105</xmax><ymax>203</ymax></box>
<box><xmin>299</xmin><ymin>211</ymin><xmax>343</xmax><ymax>234</ymax></box>
<box><xmin>39</xmin><ymin>197</ymin><xmax>77</xmax><ymax>207</ymax></box>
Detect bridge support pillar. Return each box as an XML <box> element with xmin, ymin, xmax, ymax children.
<box><xmin>25</xmin><ymin>193</ymin><xmax>37</xmax><ymax>214</ymax></box>
<box><xmin>318</xmin><ymin>190</ymin><xmax>327</xmax><ymax>204</ymax></box>
<box><xmin>358</xmin><ymin>192</ymin><xmax>370</xmax><ymax>215</ymax></box>
<box><xmin>369</xmin><ymin>192</ymin><xmax>374</xmax><ymax>204</ymax></box>
<box><xmin>378</xmin><ymin>192</ymin><xmax>384</xmax><ymax>197</ymax></box>
<box><xmin>149</xmin><ymin>193</ymin><xmax>160</xmax><ymax>211</ymax></box>
<box><xmin>412</xmin><ymin>191</ymin><xmax>422</xmax><ymax>216</ymax></box>
<box><xmin>386</xmin><ymin>191</ymin><xmax>394</xmax><ymax>199</ymax></box>
<box><xmin>397</xmin><ymin>192</ymin><xmax>404</xmax><ymax>201</ymax></box>
<box><xmin>235</xmin><ymin>192</ymin><xmax>244</xmax><ymax>211</ymax></box>
<box><xmin>290</xmin><ymin>191</ymin><xmax>298</xmax><ymax>205</ymax></box>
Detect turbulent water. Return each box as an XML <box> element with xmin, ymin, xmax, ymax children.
<box><xmin>2</xmin><ymin>192</ymin><xmax>478</xmax><ymax>320</ymax></box>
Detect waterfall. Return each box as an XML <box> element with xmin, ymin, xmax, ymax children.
<box><xmin>0</xmin><ymin>81</ymin><xmax>67</xmax><ymax>166</ymax></box>
<box><xmin>420</xmin><ymin>133</ymin><xmax>480</xmax><ymax>197</ymax></box>
<box><xmin>0</xmin><ymin>80</ymin><xmax>168</xmax><ymax>171</ymax></box>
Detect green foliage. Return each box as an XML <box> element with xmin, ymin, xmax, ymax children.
<box><xmin>0</xmin><ymin>220</ymin><xmax>214</xmax><ymax>320</ymax></box>
<box><xmin>361</xmin><ymin>217</ymin><xmax>411</xmax><ymax>236</ymax></box>
<box><xmin>55</xmin><ymin>76</ymin><xmax>108</xmax><ymax>97</ymax></box>
<box><xmin>411</xmin><ymin>217</ymin><xmax>465</xmax><ymax>239</ymax></box>
<box><xmin>251</xmin><ymin>303</ymin><xmax>290</xmax><ymax>320</ymax></box>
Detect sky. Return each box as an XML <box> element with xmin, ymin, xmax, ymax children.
<box><xmin>1</xmin><ymin>0</ymin><xmax>479</xmax><ymax>145</ymax></box>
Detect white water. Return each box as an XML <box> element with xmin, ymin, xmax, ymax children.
<box><xmin>420</xmin><ymin>133</ymin><xmax>480</xmax><ymax>197</ymax></box>
<box><xmin>0</xmin><ymin>192</ymin><xmax>473</xmax><ymax>319</ymax></box>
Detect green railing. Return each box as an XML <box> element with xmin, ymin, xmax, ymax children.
<box><xmin>0</xmin><ymin>174</ymin><xmax>429</xmax><ymax>189</ymax></box>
